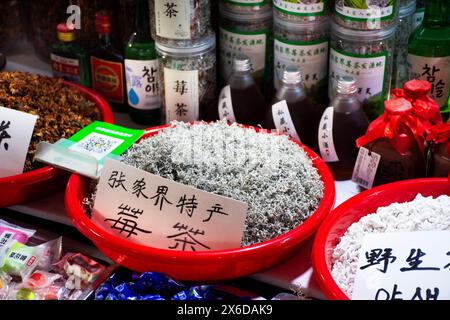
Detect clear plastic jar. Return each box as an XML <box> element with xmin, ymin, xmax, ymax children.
<box><xmin>220</xmin><ymin>0</ymin><xmax>272</xmax><ymax>13</ymax></box>
<box><xmin>219</xmin><ymin>2</ymin><xmax>273</xmax><ymax>98</ymax></box>
<box><xmin>334</xmin><ymin>0</ymin><xmax>399</xmax><ymax>30</ymax></box>
<box><xmin>156</xmin><ymin>32</ymin><xmax>217</xmax><ymax>123</ymax></box>
<box><xmin>273</xmin><ymin>0</ymin><xmax>330</xmax><ymax>22</ymax></box>
<box><xmin>391</xmin><ymin>0</ymin><xmax>416</xmax><ymax>90</ymax></box>
<box><xmin>329</xmin><ymin>18</ymin><xmax>396</xmax><ymax>120</ymax></box>
<box><xmin>273</xmin><ymin>13</ymin><xmax>330</xmax><ymax>106</ymax></box>
<box><xmin>149</xmin><ymin>0</ymin><xmax>211</xmax><ymax>44</ymax></box>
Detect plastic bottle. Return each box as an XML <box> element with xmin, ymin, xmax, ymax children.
<box><xmin>217</xmin><ymin>54</ymin><xmax>267</xmax><ymax>127</ymax></box>
<box><xmin>51</xmin><ymin>23</ymin><xmax>91</xmax><ymax>88</ymax></box>
<box><xmin>319</xmin><ymin>76</ymin><xmax>369</xmax><ymax>180</ymax></box>
<box><xmin>125</xmin><ymin>0</ymin><xmax>161</xmax><ymax>125</ymax></box>
<box><xmin>264</xmin><ymin>66</ymin><xmax>321</xmax><ymax>152</ymax></box>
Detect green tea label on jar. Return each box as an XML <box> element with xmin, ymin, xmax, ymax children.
<box><xmin>335</xmin><ymin>0</ymin><xmax>396</xmax><ymax>23</ymax></box>
<box><xmin>329</xmin><ymin>48</ymin><xmax>387</xmax><ymax>114</ymax></box>
<box><xmin>274</xmin><ymin>37</ymin><xmax>329</xmax><ymax>90</ymax></box>
<box><xmin>407</xmin><ymin>55</ymin><xmax>450</xmax><ymax>108</ymax></box>
<box><xmin>223</xmin><ymin>0</ymin><xmax>268</xmax><ymax>5</ymax></box>
<box><xmin>219</xmin><ymin>27</ymin><xmax>268</xmax><ymax>82</ymax></box>
<box><xmin>164</xmin><ymin>68</ymin><xmax>199</xmax><ymax>122</ymax></box>
<box><xmin>154</xmin><ymin>0</ymin><xmax>191</xmax><ymax>39</ymax></box>
<box><xmin>274</xmin><ymin>0</ymin><xmax>326</xmax><ymax>16</ymax></box>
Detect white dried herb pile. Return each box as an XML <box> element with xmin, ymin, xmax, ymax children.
<box><xmin>119</xmin><ymin>121</ymin><xmax>324</xmax><ymax>246</ymax></box>
<box><xmin>331</xmin><ymin>194</ymin><xmax>450</xmax><ymax>298</ymax></box>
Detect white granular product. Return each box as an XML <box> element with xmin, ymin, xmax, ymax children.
<box><xmin>331</xmin><ymin>194</ymin><xmax>450</xmax><ymax>298</ymax></box>
<box><xmin>120</xmin><ymin>120</ymin><xmax>324</xmax><ymax>246</ymax></box>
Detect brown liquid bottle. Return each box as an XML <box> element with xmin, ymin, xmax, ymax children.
<box><xmin>216</xmin><ymin>54</ymin><xmax>267</xmax><ymax>127</ymax></box>
<box><xmin>356</xmin><ymin>98</ymin><xmax>426</xmax><ymax>188</ymax></box>
<box><xmin>426</xmin><ymin>123</ymin><xmax>450</xmax><ymax>178</ymax></box>
<box><xmin>264</xmin><ymin>66</ymin><xmax>321</xmax><ymax>153</ymax></box>
<box><xmin>318</xmin><ymin>76</ymin><xmax>369</xmax><ymax>180</ymax></box>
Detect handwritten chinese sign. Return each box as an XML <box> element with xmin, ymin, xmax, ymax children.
<box><xmin>92</xmin><ymin>158</ymin><xmax>248</xmax><ymax>251</ymax></box>
<box><xmin>353</xmin><ymin>231</ymin><xmax>450</xmax><ymax>300</ymax></box>
<box><xmin>0</xmin><ymin>107</ymin><xmax>38</xmax><ymax>178</ymax></box>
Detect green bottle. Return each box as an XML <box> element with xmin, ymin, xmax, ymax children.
<box><xmin>124</xmin><ymin>0</ymin><xmax>161</xmax><ymax>125</ymax></box>
<box><xmin>51</xmin><ymin>23</ymin><xmax>91</xmax><ymax>88</ymax></box>
<box><xmin>407</xmin><ymin>0</ymin><xmax>450</xmax><ymax>116</ymax></box>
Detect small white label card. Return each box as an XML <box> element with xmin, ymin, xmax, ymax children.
<box><xmin>353</xmin><ymin>231</ymin><xmax>450</xmax><ymax>300</ymax></box>
<box><xmin>218</xmin><ymin>85</ymin><xmax>237</xmax><ymax>123</ymax></box>
<box><xmin>352</xmin><ymin>147</ymin><xmax>381</xmax><ymax>189</ymax></box>
<box><xmin>0</xmin><ymin>107</ymin><xmax>38</xmax><ymax>178</ymax></box>
<box><xmin>318</xmin><ymin>107</ymin><xmax>339</xmax><ymax>162</ymax></box>
<box><xmin>272</xmin><ymin>100</ymin><xmax>301</xmax><ymax>143</ymax></box>
<box><xmin>92</xmin><ymin>158</ymin><xmax>249</xmax><ymax>251</ymax></box>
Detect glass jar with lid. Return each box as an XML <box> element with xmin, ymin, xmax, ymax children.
<box><xmin>219</xmin><ymin>2</ymin><xmax>273</xmax><ymax>99</ymax></box>
<box><xmin>329</xmin><ymin>18</ymin><xmax>396</xmax><ymax>120</ymax></box>
<box><xmin>334</xmin><ymin>0</ymin><xmax>399</xmax><ymax>31</ymax></box>
<box><xmin>156</xmin><ymin>31</ymin><xmax>217</xmax><ymax>124</ymax></box>
<box><xmin>391</xmin><ymin>0</ymin><xmax>416</xmax><ymax>90</ymax></box>
<box><xmin>274</xmin><ymin>13</ymin><xmax>330</xmax><ymax>107</ymax></box>
<box><xmin>273</xmin><ymin>0</ymin><xmax>330</xmax><ymax>22</ymax></box>
<box><xmin>149</xmin><ymin>0</ymin><xmax>211</xmax><ymax>44</ymax></box>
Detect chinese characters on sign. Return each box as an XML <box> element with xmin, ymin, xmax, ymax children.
<box><xmin>0</xmin><ymin>107</ymin><xmax>38</xmax><ymax>178</ymax></box>
<box><xmin>217</xmin><ymin>85</ymin><xmax>237</xmax><ymax>123</ymax></box>
<box><xmin>271</xmin><ymin>100</ymin><xmax>301</xmax><ymax>143</ymax></box>
<box><xmin>92</xmin><ymin>159</ymin><xmax>248</xmax><ymax>251</ymax></box>
<box><xmin>353</xmin><ymin>231</ymin><xmax>450</xmax><ymax>300</ymax></box>
<box><xmin>155</xmin><ymin>0</ymin><xmax>190</xmax><ymax>39</ymax></box>
<box><xmin>318</xmin><ymin>107</ymin><xmax>339</xmax><ymax>162</ymax></box>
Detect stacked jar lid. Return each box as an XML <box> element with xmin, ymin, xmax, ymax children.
<box><xmin>149</xmin><ymin>0</ymin><xmax>217</xmax><ymax>123</ymax></box>
<box><xmin>330</xmin><ymin>0</ymin><xmax>399</xmax><ymax>120</ymax></box>
<box><xmin>218</xmin><ymin>0</ymin><xmax>273</xmax><ymax>98</ymax></box>
<box><xmin>272</xmin><ymin>0</ymin><xmax>331</xmax><ymax>107</ymax></box>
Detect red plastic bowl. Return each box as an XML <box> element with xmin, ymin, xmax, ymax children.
<box><xmin>0</xmin><ymin>82</ymin><xmax>114</xmax><ymax>208</ymax></box>
<box><xmin>65</xmin><ymin>124</ymin><xmax>336</xmax><ymax>282</ymax></box>
<box><xmin>312</xmin><ymin>178</ymin><xmax>450</xmax><ymax>300</ymax></box>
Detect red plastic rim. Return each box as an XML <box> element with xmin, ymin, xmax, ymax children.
<box><xmin>0</xmin><ymin>81</ymin><xmax>114</xmax><ymax>208</ymax></box>
<box><xmin>312</xmin><ymin>178</ymin><xmax>450</xmax><ymax>300</ymax></box>
<box><xmin>65</xmin><ymin>124</ymin><xmax>336</xmax><ymax>280</ymax></box>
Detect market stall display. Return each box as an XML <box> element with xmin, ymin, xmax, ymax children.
<box><xmin>312</xmin><ymin>178</ymin><xmax>450</xmax><ymax>300</ymax></box>
<box><xmin>0</xmin><ymin>72</ymin><xmax>114</xmax><ymax>208</ymax></box>
<box><xmin>65</xmin><ymin>122</ymin><xmax>335</xmax><ymax>281</ymax></box>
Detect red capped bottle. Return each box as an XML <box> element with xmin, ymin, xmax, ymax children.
<box><xmin>90</xmin><ymin>11</ymin><xmax>126</xmax><ymax>112</ymax></box>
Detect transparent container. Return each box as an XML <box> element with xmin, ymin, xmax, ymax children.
<box><xmin>273</xmin><ymin>0</ymin><xmax>330</xmax><ymax>22</ymax></box>
<box><xmin>329</xmin><ymin>18</ymin><xmax>396</xmax><ymax>120</ymax></box>
<box><xmin>0</xmin><ymin>0</ymin><xmax>25</xmax><ymax>53</ymax></box>
<box><xmin>391</xmin><ymin>0</ymin><xmax>416</xmax><ymax>90</ymax></box>
<box><xmin>334</xmin><ymin>0</ymin><xmax>399</xmax><ymax>30</ymax></box>
<box><xmin>413</xmin><ymin>0</ymin><xmax>425</xmax><ymax>30</ymax></box>
<box><xmin>156</xmin><ymin>31</ymin><xmax>217</xmax><ymax>123</ymax></box>
<box><xmin>149</xmin><ymin>0</ymin><xmax>211</xmax><ymax>44</ymax></box>
<box><xmin>220</xmin><ymin>0</ymin><xmax>272</xmax><ymax>13</ymax></box>
<box><xmin>273</xmin><ymin>13</ymin><xmax>330</xmax><ymax>107</ymax></box>
<box><xmin>219</xmin><ymin>2</ymin><xmax>273</xmax><ymax>99</ymax></box>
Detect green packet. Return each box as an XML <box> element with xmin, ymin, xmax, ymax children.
<box><xmin>1</xmin><ymin>242</ymin><xmax>41</xmax><ymax>281</ymax></box>
<box><xmin>34</xmin><ymin>121</ymin><xmax>144</xmax><ymax>179</ymax></box>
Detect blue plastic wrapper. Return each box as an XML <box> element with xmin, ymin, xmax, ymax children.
<box><xmin>95</xmin><ymin>271</ymin><xmax>239</xmax><ymax>301</ymax></box>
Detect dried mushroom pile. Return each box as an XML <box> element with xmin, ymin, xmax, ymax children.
<box><xmin>0</xmin><ymin>72</ymin><xmax>101</xmax><ymax>171</ymax></box>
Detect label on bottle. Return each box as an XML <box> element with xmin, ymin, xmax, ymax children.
<box><xmin>271</xmin><ymin>100</ymin><xmax>301</xmax><ymax>143</ymax></box>
<box><xmin>164</xmin><ymin>68</ymin><xmax>199</xmax><ymax>122</ymax></box>
<box><xmin>91</xmin><ymin>56</ymin><xmax>125</xmax><ymax>104</ymax></box>
<box><xmin>273</xmin><ymin>0</ymin><xmax>326</xmax><ymax>16</ymax></box>
<box><xmin>154</xmin><ymin>0</ymin><xmax>190</xmax><ymax>39</ymax></box>
<box><xmin>224</xmin><ymin>0</ymin><xmax>268</xmax><ymax>5</ymax></box>
<box><xmin>274</xmin><ymin>38</ymin><xmax>328</xmax><ymax>90</ymax></box>
<box><xmin>352</xmin><ymin>146</ymin><xmax>381</xmax><ymax>189</ymax></box>
<box><xmin>51</xmin><ymin>54</ymin><xmax>81</xmax><ymax>84</ymax></box>
<box><xmin>335</xmin><ymin>0</ymin><xmax>396</xmax><ymax>25</ymax></box>
<box><xmin>125</xmin><ymin>59</ymin><xmax>160</xmax><ymax>111</ymax></box>
<box><xmin>219</xmin><ymin>27</ymin><xmax>268</xmax><ymax>83</ymax></box>
<box><xmin>412</xmin><ymin>8</ymin><xmax>425</xmax><ymax>30</ymax></box>
<box><xmin>318</xmin><ymin>106</ymin><xmax>339</xmax><ymax>163</ymax></box>
<box><xmin>218</xmin><ymin>85</ymin><xmax>237</xmax><ymax>123</ymax></box>
<box><xmin>329</xmin><ymin>48</ymin><xmax>387</xmax><ymax>107</ymax></box>
<box><xmin>407</xmin><ymin>54</ymin><xmax>450</xmax><ymax>108</ymax></box>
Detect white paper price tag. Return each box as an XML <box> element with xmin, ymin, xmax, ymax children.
<box><xmin>92</xmin><ymin>158</ymin><xmax>248</xmax><ymax>251</ymax></box>
<box><xmin>272</xmin><ymin>100</ymin><xmax>301</xmax><ymax>142</ymax></box>
<box><xmin>0</xmin><ymin>107</ymin><xmax>38</xmax><ymax>178</ymax></box>
<box><xmin>352</xmin><ymin>147</ymin><xmax>381</xmax><ymax>189</ymax></box>
<box><xmin>218</xmin><ymin>85</ymin><xmax>237</xmax><ymax>123</ymax></box>
<box><xmin>353</xmin><ymin>231</ymin><xmax>450</xmax><ymax>300</ymax></box>
<box><xmin>318</xmin><ymin>107</ymin><xmax>339</xmax><ymax>162</ymax></box>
